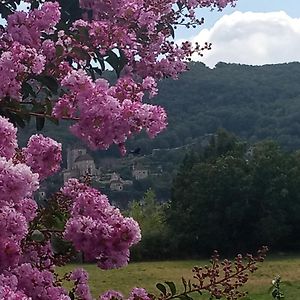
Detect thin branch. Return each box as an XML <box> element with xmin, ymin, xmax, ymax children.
<box><xmin>7</xmin><ymin>107</ymin><xmax>80</xmax><ymax>121</ymax></box>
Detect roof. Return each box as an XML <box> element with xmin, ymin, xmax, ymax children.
<box><xmin>74</xmin><ymin>153</ymin><xmax>94</xmax><ymax>162</ymax></box>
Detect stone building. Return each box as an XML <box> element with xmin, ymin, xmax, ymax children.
<box><xmin>63</xmin><ymin>148</ymin><xmax>100</xmax><ymax>183</ymax></box>
<box><xmin>132</xmin><ymin>163</ymin><xmax>149</xmax><ymax>180</ymax></box>
<box><xmin>109</xmin><ymin>173</ymin><xmax>124</xmax><ymax>191</ymax></box>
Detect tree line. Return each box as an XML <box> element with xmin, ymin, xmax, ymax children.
<box><xmin>128</xmin><ymin>130</ymin><xmax>300</xmax><ymax>259</ymax></box>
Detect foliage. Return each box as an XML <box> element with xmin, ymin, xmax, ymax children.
<box><xmin>149</xmin><ymin>62</ymin><xmax>300</xmax><ymax>153</ymax></box>
<box><xmin>168</xmin><ymin>130</ymin><xmax>300</xmax><ymax>256</ymax></box>
<box><xmin>270</xmin><ymin>276</ymin><xmax>285</xmax><ymax>300</ymax></box>
<box><xmin>153</xmin><ymin>247</ymin><xmax>268</xmax><ymax>300</ymax></box>
<box><xmin>126</xmin><ymin>189</ymin><xmax>169</xmax><ymax>260</ymax></box>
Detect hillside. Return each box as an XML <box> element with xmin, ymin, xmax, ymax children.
<box><xmin>19</xmin><ymin>62</ymin><xmax>300</xmax><ymax>154</ymax></box>
<box><xmin>19</xmin><ymin>62</ymin><xmax>300</xmax><ymax>202</ymax></box>
<box><xmin>145</xmin><ymin>61</ymin><xmax>300</xmax><ymax>152</ymax></box>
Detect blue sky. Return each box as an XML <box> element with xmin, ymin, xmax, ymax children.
<box><xmin>176</xmin><ymin>0</ymin><xmax>300</xmax><ymax>67</ymax></box>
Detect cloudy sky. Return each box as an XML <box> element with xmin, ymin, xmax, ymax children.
<box><xmin>176</xmin><ymin>0</ymin><xmax>300</xmax><ymax>67</ymax></box>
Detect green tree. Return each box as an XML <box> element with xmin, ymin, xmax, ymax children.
<box><xmin>167</xmin><ymin>132</ymin><xmax>300</xmax><ymax>256</ymax></box>
<box><xmin>126</xmin><ymin>189</ymin><xmax>169</xmax><ymax>260</ymax></box>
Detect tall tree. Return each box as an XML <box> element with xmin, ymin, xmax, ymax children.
<box><xmin>168</xmin><ymin>132</ymin><xmax>300</xmax><ymax>255</ymax></box>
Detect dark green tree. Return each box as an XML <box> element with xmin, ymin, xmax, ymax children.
<box><xmin>167</xmin><ymin>131</ymin><xmax>300</xmax><ymax>256</ymax></box>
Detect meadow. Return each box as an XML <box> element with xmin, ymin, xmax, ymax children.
<box><xmin>58</xmin><ymin>256</ymin><xmax>300</xmax><ymax>300</ymax></box>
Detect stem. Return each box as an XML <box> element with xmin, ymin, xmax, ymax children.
<box><xmin>20</xmin><ymin>101</ymin><xmax>35</xmax><ymax>105</ymax></box>
<box><xmin>166</xmin><ymin>261</ymin><xmax>257</xmax><ymax>300</ymax></box>
<box><xmin>39</xmin><ymin>228</ymin><xmax>64</xmax><ymax>233</ymax></box>
<box><xmin>7</xmin><ymin>107</ymin><xmax>79</xmax><ymax>121</ymax></box>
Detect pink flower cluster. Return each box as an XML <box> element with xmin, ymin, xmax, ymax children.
<box><xmin>74</xmin><ymin>0</ymin><xmax>235</xmax><ymax>80</ymax></box>
<box><xmin>100</xmin><ymin>290</ymin><xmax>124</xmax><ymax>300</ymax></box>
<box><xmin>0</xmin><ymin>119</ymin><xmax>38</xmax><ymax>273</ymax></box>
<box><xmin>0</xmin><ymin>284</ymin><xmax>30</xmax><ymax>300</ymax></box>
<box><xmin>23</xmin><ymin>134</ymin><xmax>62</xmax><ymax>180</ymax></box>
<box><xmin>0</xmin><ymin>42</ymin><xmax>46</xmax><ymax>100</ymax></box>
<box><xmin>62</xmin><ymin>179</ymin><xmax>141</xmax><ymax>269</ymax></box>
<box><xmin>0</xmin><ymin>116</ymin><xmax>17</xmax><ymax>159</ymax></box>
<box><xmin>0</xmin><ymin>116</ymin><xmax>62</xmax><ymax>282</ymax></box>
<box><xmin>70</xmin><ymin>268</ymin><xmax>93</xmax><ymax>300</ymax></box>
<box><xmin>21</xmin><ymin>241</ymin><xmax>55</xmax><ymax>270</ymax></box>
<box><xmin>0</xmin><ymin>0</ymin><xmax>235</xmax><ymax>151</ymax></box>
<box><xmin>7</xmin><ymin>2</ymin><xmax>60</xmax><ymax>48</ymax></box>
<box><xmin>53</xmin><ymin>71</ymin><xmax>167</xmax><ymax>154</ymax></box>
<box><xmin>1</xmin><ymin>264</ymin><xmax>69</xmax><ymax>299</ymax></box>
<box><xmin>0</xmin><ymin>2</ymin><xmax>60</xmax><ymax>100</ymax></box>
<box><xmin>100</xmin><ymin>288</ymin><xmax>150</xmax><ymax>300</ymax></box>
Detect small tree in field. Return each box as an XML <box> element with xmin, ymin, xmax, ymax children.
<box><xmin>127</xmin><ymin>189</ymin><xmax>169</xmax><ymax>260</ymax></box>
<box><xmin>0</xmin><ymin>0</ymin><xmax>267</xmax><ymax>299</ymax></box>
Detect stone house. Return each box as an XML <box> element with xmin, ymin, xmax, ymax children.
<box><xmin>63</xmin><ymin>148</ymin><xmax>100</xmax><ymax>183</ymax></box>
<box><xmin>132</xmin><ymin>163</ymin><xmax>149</xmax><ymax>180</ymax></box>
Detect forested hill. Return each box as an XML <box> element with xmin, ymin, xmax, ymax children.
<box><xmin>143</xmin><ymin>61</ymin><xmax>300</xmax><ymax>152</ymax></box>
<box><xmin>19</xmin><ymin>62</ymin><xmax>300</xmax><ymax>156</ymax></box>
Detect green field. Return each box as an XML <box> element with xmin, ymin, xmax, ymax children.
<box><xmin>58</xmin><ymin>257</ymin><xmax>300</xmax><ymax>300</ymax></box>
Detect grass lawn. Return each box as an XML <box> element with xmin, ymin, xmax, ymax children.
<box><xmin>58</xmin><ymin>256</ymin><xmax>300</xmax><ymax>299</ymax></box>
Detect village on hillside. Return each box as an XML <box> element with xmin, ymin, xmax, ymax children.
<box><xmin>62</xmin><ymin>147</ymin><xmax>158</xmax><ymax>191</ymax></box>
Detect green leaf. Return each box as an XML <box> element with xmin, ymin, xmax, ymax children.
<box><xmin>177</xmin><ymin>2</ymin><xmax>184</xmax><ymax>10</ymax></box>
<box><xmin>51</xmin><ymin>234</ymin><xmax>73</xmax><ymax>255</ymax></box>
<box><xmin>35</xmin><ymin>75</ymin><xmax>59</xmax><ymax>94</ymax></box>
<box><xmin>0</xmin><ymin>4</ymin><xmax>13</xmax><ymax>18</ymax></box>
<box><xmin>106</xmin><ymin>51</ymin><xmax>119</xmax><ymax>71</ymax></box>
<box><xmin>69</xmin><ymin>291</ymin><xmax>75</xmax><ymax>300</ymax></box>
<box><xmin>36</xmin><ymin>116</ymin><xmax>45</xmax><ymax>131</ymax></box>
<box><xmin>156</xmin><ymin>283</ymin><xmax>167</xmax><ymax>295</ymax></box>
<box><xmin>13</xmin><ymin>113</ymin><xmax>26</xmax><ymax>128</ymax></box>
<box><xmin>72</xmin><ymin>46</ymin><xmax>90</xmax><ymax>62</ymax></box>
<box><xmin>21</xmin><ymin>82</ymin><xmax>36</xmax><ymax>99</ymax></box>
<box><xmin>165</xmin><ymin>281</ymin><xmax>176</xmax><ymax>296</ymax></box>
<box><xmin>78</xmin><ymin>26</ymin><xmax>89</xmax><ymax>40</ymax></box>
<box><xmin>181</xmin><ymin>277</ymin><xmax>187</xmax><ymax>292</ymax></box>
<box><xmin>31</xmin><ymin>0</ymin><xmax>39</xmax><ymax>10</ymax></box>
<box><xmin>52</xmin><ymin>211</ymin><xmax>66</xmax><ymax>230</ymax></box>
<box><xmin>178</xmin><ymin>294</ymin><xmax>193</xmax><ymax>300</ymax></box>
<box><xmin>56</xmin><ymin>45</ymin><xmax>64</xmax><ymax>57</ymax></box>
<box><xmin>45</xmin><ymin>99</ymin><xmax>53</xmax><ymax>115</ymax></box>
<box><xmin>106</xmin><ymin>49</ymin><xmax>127</xmax><ymax>77</ymax></box>
<box><xmin>99</xmin><ymin>58</ymin><xmax>105</xmax><ymax>71</ymax></box>
<box><xmin>94</xmin><ymin>67</ymin><xmax>103</xmax><ymax>76</ymax></box>
<box><xmin>167</xmin><ymin>24</ymin><xmax>175</xmax><ymax>39</ymax></box>
<box><xmin>31</xmin><ymin>102</ymin><xmax>44</xmax><ymax>113</ymax></box>
<box><xmin>31</xmin><ymin>230</ymin><xmax>45</xmax><ymax>242</ymax></box>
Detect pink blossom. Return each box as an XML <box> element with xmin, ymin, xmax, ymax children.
<box><xmin>0</xmin><ymin>116</ymin><xmax>17</xmax><ymax>159</ymax></box>
<box><xmin>63</xmin><ymin>179</ymin><xmax>141</xmax><ymax>269</ymax></box>
<box><xmin>0</xmin><ymin>285</ymin><xmax>30</xmax><ymax>300</ymax></box>
<box><xmin>70</xmin><ymin>268</ymin><xmax>92</xmax><ymax>300</ymax></box>
<box><xmin>0</xmin><ymin>157</ymin><xmax>39</xmax><ymax>205</ymax></box>
<box><xmin>23</xmin><ymin>134</ymin><xmax>62</xmax><ymax>180</ymax></box>
<box><xmin>100</xmin><ymin>290</ymin><xmax>124</xmax><ymax>300</ymax></box>
<box><xmin>129</xmin><ymin>288</ymin><xmax>151</xmax><ymax>300</ymax></box>
<box><xmin>12</xmin><ymin>263</ymin><xmax>69</xmax><ymax>299</ymax></box>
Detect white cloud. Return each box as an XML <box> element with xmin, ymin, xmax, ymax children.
<box><xmin>191</xmin><ymin>11</ymin><xmax>300</xmax><ymax>68</ymax></box>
